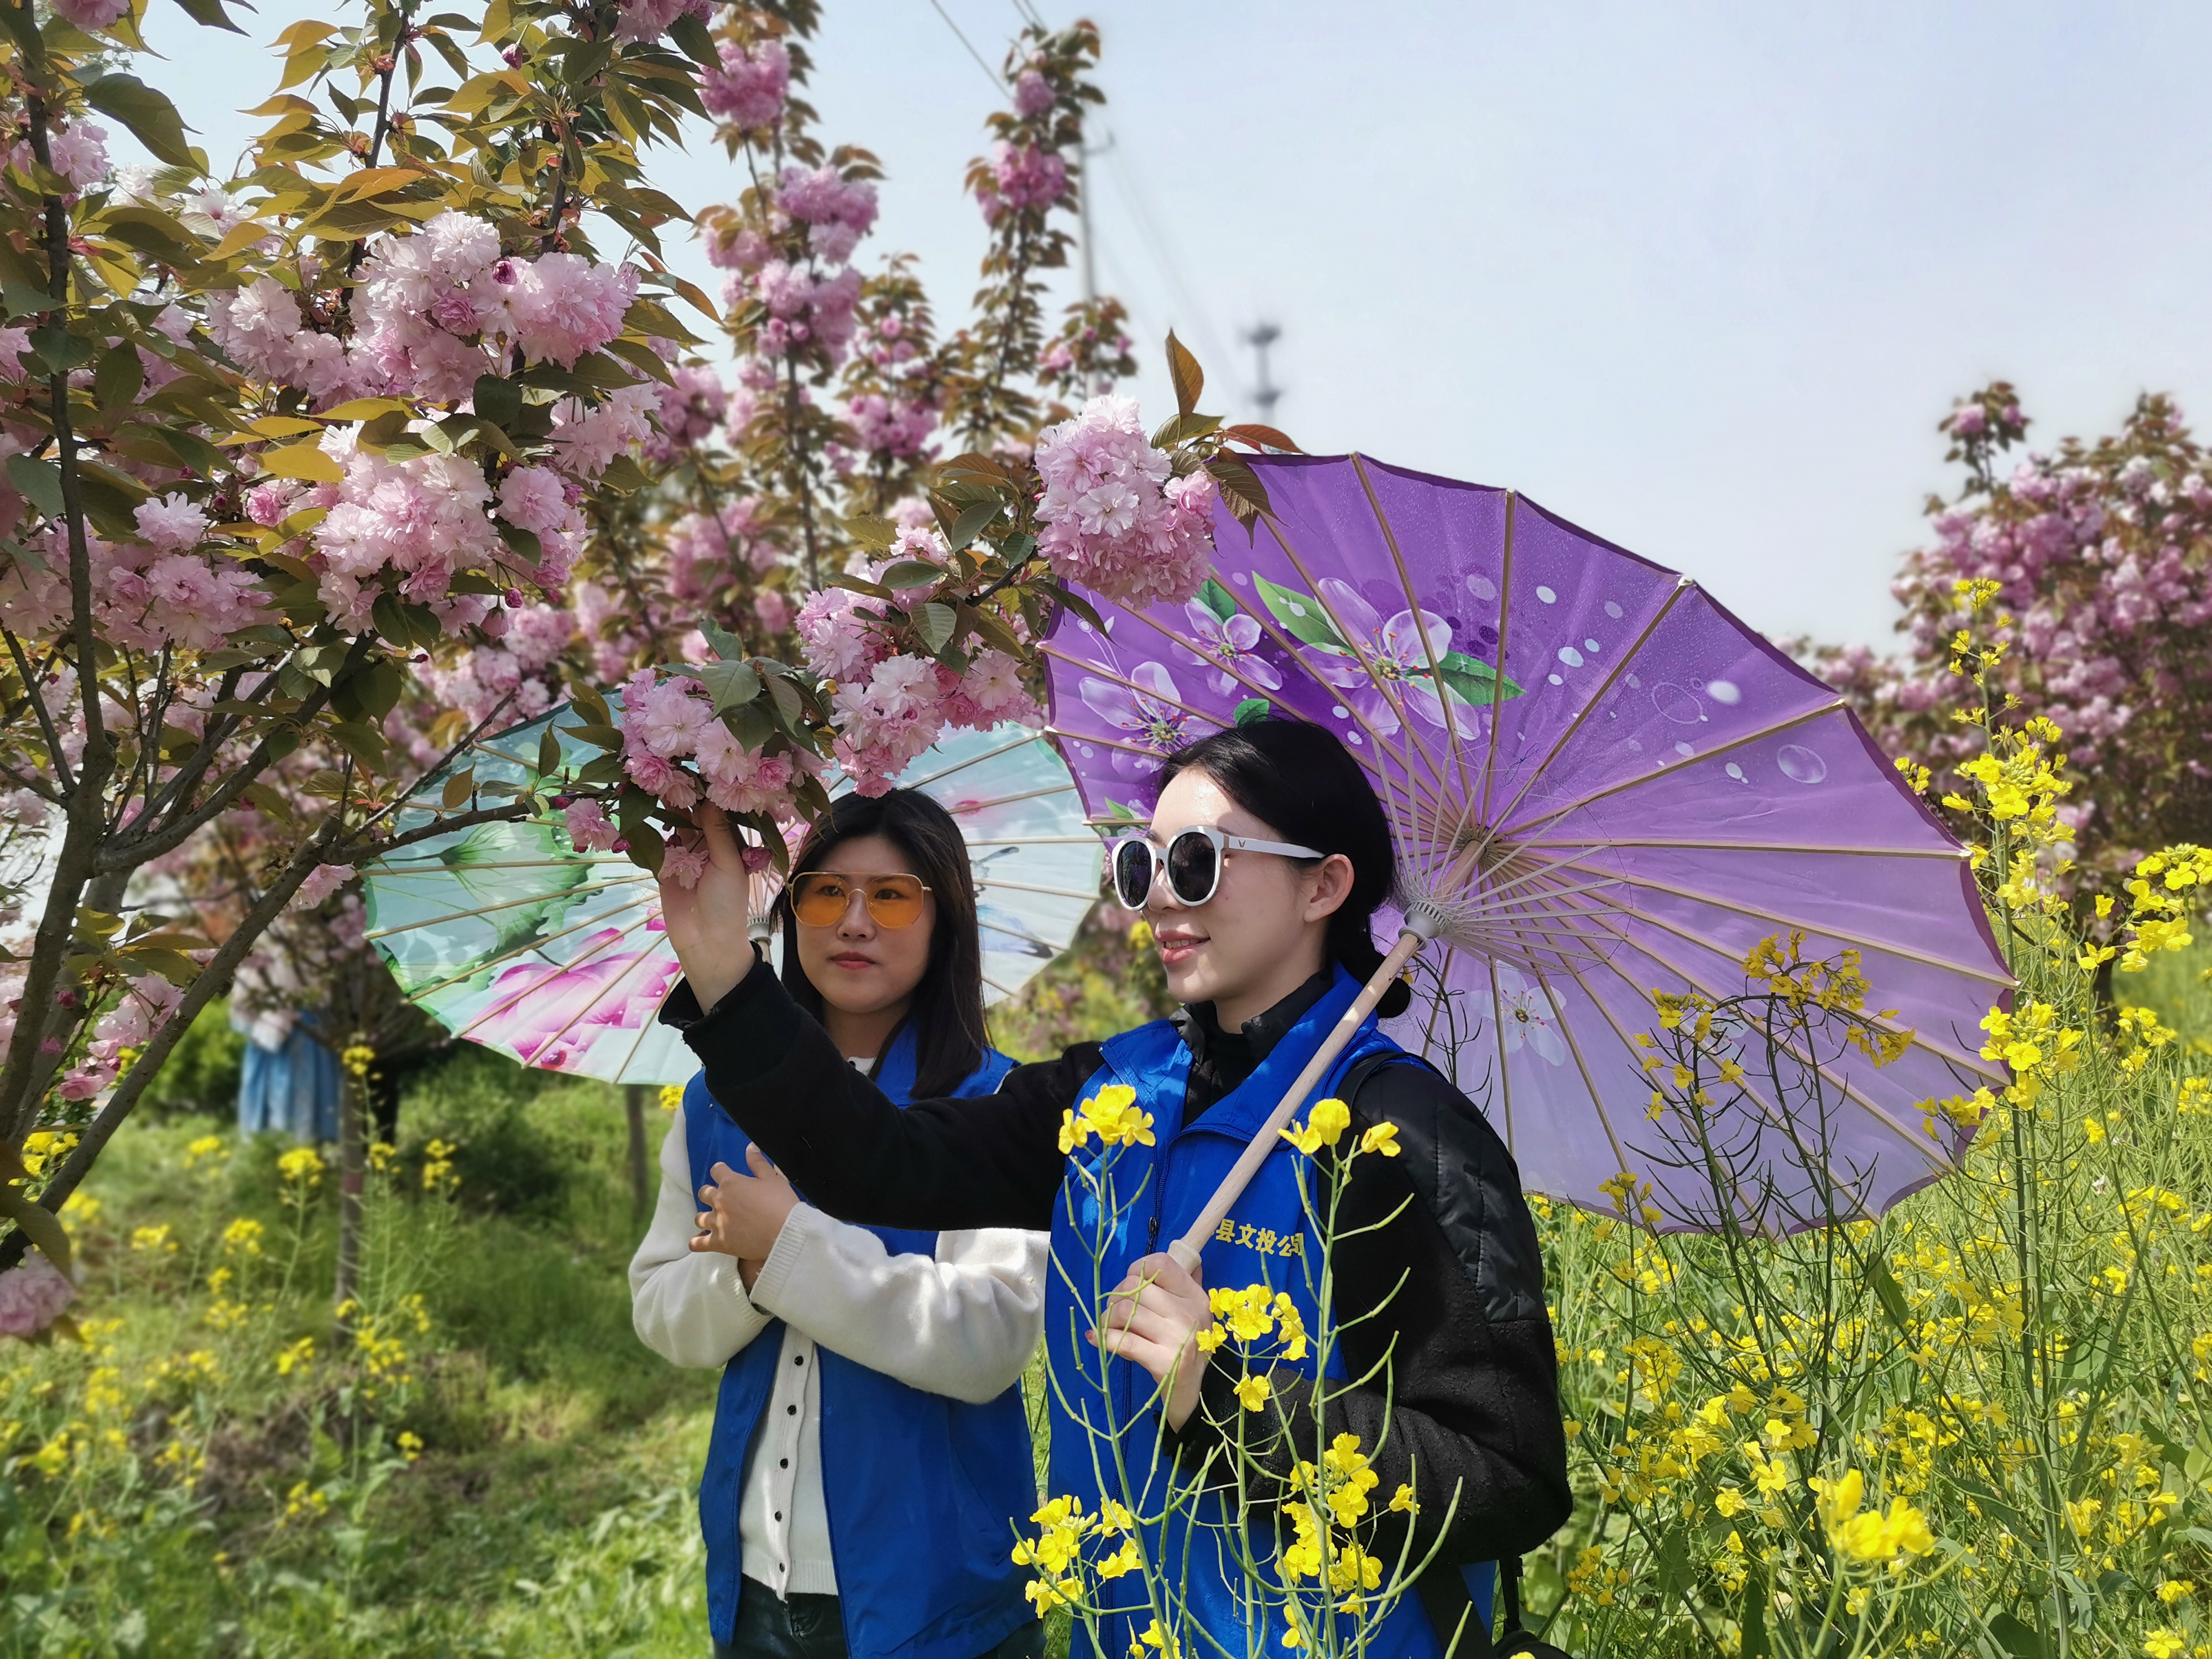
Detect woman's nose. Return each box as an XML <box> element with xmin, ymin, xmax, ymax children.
<box><xmin>838</xmin><ymin>892</ymin><xmax>875</xmax><ymax>935</ymax></box>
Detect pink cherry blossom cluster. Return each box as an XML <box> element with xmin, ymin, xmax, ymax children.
<box><xmin>1032</xmin><ymin>394</ymin><xmax>1218</xmax><ymax>609</ymax></box>
<box><xmin>646</xmin><ymin>364</ymin><xmax>731</xmax><ymax>458</ymax></box>
<box><xmin>828</xmin><ymin>647</ymin><xmax>1034</xmax><ymax>795</ymax></box>
<box><xmin>0</xmin><ymin>492</ymin><xmax>265</xmax><ymax>652</ymax></box>
<box><xmin>974</xmin><ymin>140</ymin><xmax>1068</xmax><ymax>224</ymax></box>
<box><xmin>408</xmin><ymin>599</ymin><xmax>575</xmax><ymax>743</ymax></box>
<box><xmin>841</xmin><ymin>391</ymin><xmax>937</xmax><ymax>460</ymax></box>
<box><xmin>667</xmin><ymin>500</ymin><xmax>774</xmax><ymax>603</ymax></box>
<box><xmin>7</xmin><ymin>120</ymin><xmax>108</xmax><ymax>192</ymax></box>
<box><xmin>58</xmin><ymin>973</ymin><xmax>184</xmax><ymax>1102</ymax></box>
<box><xmin>612</xmin><ymin>0</ymin><xmax>711</xmax><ymax>44</ymax></box>
<box><xmin>0</xmin><ymin>1254</ymin><xmax>75</xmax><ymax>1339</ymax></box>
<box><xmin>775</xmin><ymin>164</ymin><xmax>880</xmax><ymax>267</ymax></box>
<box><xmin>612</xmin><ymin>670</ymin><xmax>805</xmax><ymax>828</ymax></box>
<box><xmin>50</xmin><ymin>0</ymin><xmax>129</xmax><ymax>30</ymax></box>
<box><xmin>702</xmin><ymin>36</ymin><xmax>790</xmax><ymax>128</ymax></box>
<box><xmin>208</xmin><ymin>212</ymin><xmax>637</xmax><ymax>407</ymax></box>
<box><xmin>716</xmin><ymin>254</ymin><xmax>864</xmax><ymax>368</ymax></box>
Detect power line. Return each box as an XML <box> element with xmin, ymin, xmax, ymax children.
<box><xmin>1099</xmin><ymin>137</ymin><xmax>1238</xmax><ymax>382</ymax></box>
<box><xmin>927</xmin><ymin>0</ymin><xmax>1006</xmax><ymax>93</ymax></box>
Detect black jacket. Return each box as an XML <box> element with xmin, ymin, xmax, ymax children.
<box><xmin>661</xmin><ymin>961</ymin><xmax>1572</xmax><ymax>1606</ymax></box>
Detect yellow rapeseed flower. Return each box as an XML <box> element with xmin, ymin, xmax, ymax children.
<box><xmin>1232</xmin><ymin>1372</ymin><xmax>1271</xmax><ymax>1412</ymax></box>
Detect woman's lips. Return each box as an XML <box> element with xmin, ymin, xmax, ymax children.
<box><xmin>1155</xmin><ymin>934</ymin><xmax>1205</xmax><ymax>966</ymax></box>
<box><xmin>828</xmin><ymin>953</ymin><xmax>877</xmax><ymax>970</ymax></box>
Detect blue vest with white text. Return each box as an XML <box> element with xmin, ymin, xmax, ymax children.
<box><xmin>1045</xmin><ymin>967</ymin><xmax>1462</xmax><ymax>1658</ymax></box>
<box><xmin>685</xmin><ymin>1029</ymin><xmax>1031</xmax><ymax>1659</ymax></box>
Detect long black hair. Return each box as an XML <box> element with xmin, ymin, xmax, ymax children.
<box><xmin>1158</xmin><ymin>719</ymin><xmax>1411</xmax><ymax>1019</ymax></box>
<box><xmin>775</xmin><ymin>789</ymin><xmax>990</xmax><ymax>1097</ymax></box>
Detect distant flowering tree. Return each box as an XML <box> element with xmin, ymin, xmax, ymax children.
<box><xmin>1798</xmin><ymin>385</ymin><xmax>2212</xmax><ymax>894</ymax></box>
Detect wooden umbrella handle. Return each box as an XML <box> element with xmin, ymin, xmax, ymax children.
<box><xmin>1165</xmin><ymin>928</ymin><xmax>1426</xmax><ymax>1274</ymax></box>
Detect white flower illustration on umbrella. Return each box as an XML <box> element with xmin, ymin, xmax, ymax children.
<box><xmin>1079</xmin><ymin>660</ymin><xmax>1202</xmax><ymax>778</ymax></box>
<box><xmin>1182</xmin><ymin>596</ymin><xmax>1282</xmax><ymax>697</ymax></box>
<box><xmin>1492</xmin><ymin>964</ymin><xmax>1566</xmax><ymax>1066</ymax></box>
<box><xmin>1311</xmin><ymin>578</ymin><xmax>1475</xmax><ymax>737</ymax></box>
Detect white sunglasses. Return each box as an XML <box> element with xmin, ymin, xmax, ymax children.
<box><xmin>1108</xmin><ymin>825</ymin><xmax>1325</xmax><ymax>910</ymax></box>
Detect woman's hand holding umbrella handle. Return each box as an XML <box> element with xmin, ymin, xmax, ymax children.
<box><xmin>659</xmin><ymin>804</ymin><xmax>759</xmax><ymax>1010</ymax></box>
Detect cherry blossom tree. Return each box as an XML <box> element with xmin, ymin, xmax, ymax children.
<box><xmin>1798</xmin><ymin>384</ymin><xmax>2212</xmax><ymax>893</ymax></box>
<box><xmin>0</xmin><ymin>0</ymin><xmax>1286</xmax><ymax>1307</ymax></box>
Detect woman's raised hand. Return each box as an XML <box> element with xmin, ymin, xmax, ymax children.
<box><xmin>658</xmin><ymin>803</ymin><xmax>759</xmax><ymax>1010</ymax></box>
<box><xmin>690</xmin><ymin>1142</ymin><xmax>801</xmax><ymax>1290</ymax></box>
<box><xmin>1089</xmin><ymin>1251</ymin><xmax>1211</xmax><ymax>1431</ymax></box>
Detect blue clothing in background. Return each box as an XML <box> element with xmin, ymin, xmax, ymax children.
<box><xmin>234</xmin><ymin>1010</ymin><xmax>341</xmax><ymax>1142</ymax></box>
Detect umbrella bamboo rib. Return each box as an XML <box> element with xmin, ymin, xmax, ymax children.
<box><xmin>1485</xmin><ymin>956</ymin><xmax>1516</xmax><ymax>1155</ymax></box>
<box><xmin>369</xmin><ymin>853</ymin><xmax>629</xmax><ymax>872</ymax></box>
<box><xmin>895</xmin><ymin>730</ymin><xmax>1045</xmax><ymax>791</ymax></box>
<box><xmin>1550</xmin><ymin>949</ymin><xmax>1882</xmax><ymax>1227</ymax></box>
<box><xmin>946</xmin><ymin>781</ymin><xmax>1078</xmax><ymax>815</ymax></box>
<box><xmin>460</xmin><ymin>911</ymin><xmax>665</xmax><ymax>1053</ymax></box>
<box><xmin>1504</xmin><ymin>697</ymin><xmax>1846</xmax><ymax>838</ymax></box>
<box><xmin>1476</xmin><ymin>493</ymin><xmax>1517</xmax><ymax>831</ymax></box>
<box><xmin>1350</xmin><ymin>453</ymin><xmax>1476</xmax><ymax>805</ymax></box>
<box><xmin>400</xmin><ymin>888</ymin><xmax>658</xmax><ymax>1001</ymax></box>
<box><xmin>1093</xmin><ymin>608</ymin><xmax>1409</xmax><ymax>794</ymax></box>
<box><xmin>450</xmin><ymin>905</ymin><xmax>661</xmax><ymax>1043</ymax></box>
<box><xmin>364</xmin><ymin>877</ymin><xmax>638</xmax><ymax>942</ymax></box>
<box><xmin>1518</xmin><ymin>958</ymin><xmax>1640</xmax><ymax>1208</ymax></box>
<box><xmin>979</xmin><ymin>914</ymin><xmax>1079</xmax><ymax>953</ymax></box>
<box><xmin>963</xmin><ymin>836</ymin><xmax>1109</xmax><ymax>847</ymax></box>
<box><xmin>1525</xmin><ymin>849</ymin><xmax>2013</xmax><ymax>985</ymax></box>
<box><xmin>1478</xmin><ymin>577</ymin><xmax>1693</xmax><ymax>848</ymax></box>
<box><xmin>604</xmin><ymin>966</ymin><xmax>682</xmax><ymax>1086</ymax></box>
<box><xmin>1520</xmin><ymin>837</ymin><xmax>1969</xmax><ymax>861</ymax></box>
<box><xmin>1562</xmin><ymin>899</ymin><xmax>1954</xmax><ymax>1170</ymax></box>
<box><xmin>977</xmin><ymin>876</ymin><xmax>1108</xmax><ymax>902</ymax></box>
<box><xmin>1575</xmin><ymin>887</ymin><xmax>2006</xmax><ymax>1082</ymax></box>
<box><xmin>1255</xmin><ymin>508</ymin><xmax>1449</xmax><ymax>784</ymax></box>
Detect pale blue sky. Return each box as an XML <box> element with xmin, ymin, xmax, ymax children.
<box><xmin>139</xmin><ymin>1</ymin><xmax>2212</xmax><ymax>648</ymax></box>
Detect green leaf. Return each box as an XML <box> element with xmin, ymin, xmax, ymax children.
<box><xmin>942</xmin><ymin>495</ymin><xmax>1001</xmax><ymax>552</ymax></box>
<box><xmin>625</xmin><ymin>820</ymin><xmax>666</xmax><ymax>875</ymax></box>
<box><xmin>879</xmin><ymin>559</ymin><xmax>942</xmax><ymax>591</ymax></box>
<box><xmin>1205</xmin><ymin>451</ymin><xmax>1271</xmax><ymax>525</ymax></box>
<box><xmin>441</xmin><ymin>767</ymin><xmax>476</xmax><ymax>809</ymax></box>
<box><xmin>914</xmin><ymin>601</ymin><xmax>957</xmax><ymax>656</ymax></box>
<box><xmin>843</xmin><ymin>513</ymin><xmax>896</xmax><ymax>552</ymax></box>
<box><xmin>1988</xmin><ymin>1613</ymin><xmax>2049</xmax><ymax>1659</ymax></box>
<box><xmin>1233</xmin><ymin>698</ymin><xmax>1271</xmax><ymax>726</ymax></box>
<box><xmin>27</xmin><ymin>322</ymin><xmax>92</xmax><ymax>375</ymax></box>
<box><xmin>1433</xmin><ymin>650</ymin><xmax>1524</xmax><ymax>709</ymax></box>
<box><xmin>1</xmin><ymin>1186</ymin><xmax>73</xmax><ymax>1276</ymax></box>
<box><xmin>4</xmin><ymin>453</ymin><xmax>62</xmax><ymax>519</ymax></box>
<box><xmin>1165</xmin><ymin>330</ymin><xmax>1203</xmax><ymax>418</ymax></box>
<box><xmin>698</xmin><ymin>658</ymin><xmax>761</xmax><ymax>714</ymax></box>
<box><xmin>570</xmin><ymin>683</ymin><xmax>611</xmax><ymax>726</ymax></box>
<box><xmin>84</xmin><ymin>75</ymin><xmax>197</xmax><ymax>169</ymax></box>
<box><xmin>1252</xmin><ymin>573</ymin><xmax>1349</xmax><ymax>654</ymax></box>
<box><xmin>472</xmin><ymin>374</ymin><xmax>522</xmax><ymax>430</ymax></box>
<box><xmin>669</xmin><ymin>10</ymin><xmax>717</xmax><ymax>65</ymax></box>
<box><xmin>170</xmin><ymin>0</ymin><xmax>249</xmax><ymax>34</ymax></box>
<box><xmin>700</xmin><ymin>618</ymin><xmax>745</xmax><ymax>661</ymax></box>
<box><xmin>93</xmin><ymin>347</ymin><xmax>143</xmax><ymax>409</ymax></box>
<box><xmin>1197</xmin><ymin>578</ymin><xmax>1238</xmax><ymax>622</ymax></box>
<box><xmin>536</xmin><ymin>725</ymin><xmax>562</xmax><ymax>780</ymax></box>
<box><xmin>1866</xmin><ymin>1254</ymin><xmax>1914</xmax><ymax>1335</ymax></box>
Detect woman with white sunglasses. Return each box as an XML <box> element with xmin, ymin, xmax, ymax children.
<box><xmin>631</xmin><ymin>789</ymin><xmax>1045</xmax><ymax>1659</ymax></box>
<box><xmin>660</xmin><ymin>719</ymin><xmax>1569</xmax><ymax>1657</ymax></box>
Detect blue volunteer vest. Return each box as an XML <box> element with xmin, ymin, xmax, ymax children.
<box><xmin>1045</xmin><ymin>967</ymin><xmax>1481</xmax><ymax>1657</ymax></box>
<box><xmin>685</xmin><ymin>1027</ymin><xmax>1033</xmax><ymax>1659</ymax></box>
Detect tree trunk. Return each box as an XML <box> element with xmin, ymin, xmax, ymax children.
<box><xmin>624</xmin><ymin>1083</ymin><xmax>650</xmax><ymax>1224</ymax></box>
<box><xmin>335</xmin><ymin>1045</ymin><xmax>367</xmax><ymax>1321</ymax></box>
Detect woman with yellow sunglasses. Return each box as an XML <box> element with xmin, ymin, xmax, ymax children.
<box><xmin>629</xmin><ymin>789</ymin><xmax>1045</xmax><ymax>1659</ymax></box>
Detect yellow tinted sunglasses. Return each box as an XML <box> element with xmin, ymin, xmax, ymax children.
<box><xmin>787</xmin><ymin>871</ymin><xmax>932</xmax><ymax>929</ymax></box>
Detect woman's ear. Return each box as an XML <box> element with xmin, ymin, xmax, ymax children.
<box><xmin>1301</xmin><ymin>853</ymin><xmax>1357</xmax><ymax>923</ymax></box>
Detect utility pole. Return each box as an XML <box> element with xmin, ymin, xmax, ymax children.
<box><xmin>1246</xmin><ymin>321</ymin><xmax>1282</xmax><ymax>422</ymax></box>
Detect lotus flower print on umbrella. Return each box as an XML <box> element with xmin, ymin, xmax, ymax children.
<box><xmin>363</xmin><ymin>709</ymin><xmax>1099</xmax><ymax>1086</ymax></box>
<box><xmin>1044</xmin><ymin>452</ymin><xmax>2012</xmax><ymax>1243</ymax></box>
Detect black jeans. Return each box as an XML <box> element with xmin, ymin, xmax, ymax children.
<box><xmin>714</xmin><ymin>1589</ymin><xmax>1043</xmax><ymax>1659</ymax></box>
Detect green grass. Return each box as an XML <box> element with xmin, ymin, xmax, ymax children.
<box><xmin>0</xmin><ymin>1053</ymin><xmax>719</xmax><ymax>1657</ymax></box>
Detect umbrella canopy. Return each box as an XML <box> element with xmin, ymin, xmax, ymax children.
<box><xmin>1043</xmin><ymin>452</ymin><xmax>2011</xmax><ymax>1234</ymax></box>
<box><xmin>362</xmin><ymin>710</ymin><xmax>1099</xmax><ymax>1086</ymax></box>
